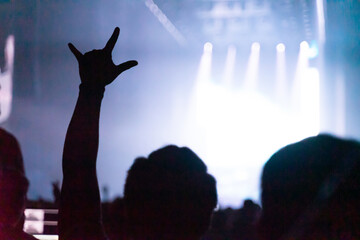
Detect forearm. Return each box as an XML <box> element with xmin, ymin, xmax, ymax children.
<box><xmin>59</xmin><ymin>85</ymin><xmax>105</xmax><ymax>239</ymax></box>
<box><xmin>62</xmin><ymin>85</ymin><xmax>104</xmax><ymax>173</ymax></box>
<box><xmin>59</xmin><ymin>27</ymin><xmax>137</xmax><ymax>240</ymax></box>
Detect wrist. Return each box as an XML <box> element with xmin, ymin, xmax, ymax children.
<box><xmin>79</xmin><ymin>83</ymin><xmax>105</xmax><ymax>100</ymax></box>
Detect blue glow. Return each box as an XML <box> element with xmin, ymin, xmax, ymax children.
<box><xmin>308</xmin><ymin>41</ymin><xmax>319</xmax><ymax>59</ymax></box>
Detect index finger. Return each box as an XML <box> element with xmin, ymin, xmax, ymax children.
<box><xmin>68</xmin><ymin>43</ymin><xmax>83</xmax><ymax>61</ymax></box>
<box><xmin>104</xmin><ymin>27</ymin><xmax>120</xmax><ymax>53</ymax></box>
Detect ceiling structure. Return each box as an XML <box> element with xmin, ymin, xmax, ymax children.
<box><xmin>147</xmin><ymin>0</ymin><xmax>318</xmax><ymax>47</ymax></box>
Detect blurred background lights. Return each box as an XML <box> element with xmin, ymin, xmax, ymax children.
<box><xmin>308</xmin><ymin>41</ymin><xmax>319</xmax><ymax>59</ymax></box>
<box><xmin>204</xmin><ymin>42</ymin><xmax>213</xmax><ymax>53</ymax></box>
<box><xmin>300</xmin><ymin>40</ymin><xmax>309</xmax><ymax>49</ymax></box>
<box><xmin>276</xmin><ymin>43</ymin><xmax>286</xmax><ymax>52</ymax></box>
<box><xmin>251</xmin><ymin>42</ymin><xmax>260</xmax><ymax>52</ymax></box>
<box><xmin>299</xmin><ymin>40</ymin><xmax>319</xmax><ymax>59</ymax></box>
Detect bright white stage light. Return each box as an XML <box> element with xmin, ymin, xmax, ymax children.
<box><xmin>204</xmin><ymin>42</ymin><xmax>213</xmax><ymax>53</ymax></box>
<box><xmin>187</xmin><ymin>41</ymin><xmax>320</xmax><ymax>206</ymax></box>
<box><xmin>190</xmin><ymin>79</ymin><xmax>309</xmax><ymax>205</ymax></box>
<box><xmin>296</xmin><ymin>42</ymin><xmax>310</xmax><ymax>77</ymax></box>
<box><xmin>308</xmin><ymin>41</ymin><xmax>319</xmax><ymax>59</ymax></box>
<box><xmin>316</xmin><ymin>0</ymin><xmax>326</xmax><ymax>43</ymax></box>
<box><xmin>299</xmin><ymin>68</ymin><xmax>320</xmax><ymax>136</ymax></box>
<box><xmin>244</xmin><ymin>42</ymin><xmax>260</xmax><ymax>90</ymax></box>
<box><xmin>276</xmin><ymin>43</ymin><xmax>285</xmax><ymax>52</ymax></box>
<box><xmin>292</xmin><ymin>41</ymin><xmax>320</xmax><ymax>139</ymax></box>
<box><xmin>251</xmin><ymin>42</ymin><xmax>260</xmax><ymax>52</ymax></box>
<box><xmin>0</xmin><ymin>35</ymin><xmax>15</xmax><ymax>124</ymax></box>
<box><xmin>276</xmin><ymin>43</ymin><xmax>286</xmax><ymax>101</ymax></box>
<box><xmin>193</xmin><ymin>42</ymin><xmax>213</xmax><ymax>124</ymax></box>
<box><xmin>300</xmin><ymin>41</ymin><xmax>309</xmax><ymax>49</ymax></box>
<box><xmin>222</xmin><ymin>45</ymin><xmax>237</xmax><ymax>85</ymax></box>
<box><xmin>292</xmin><ymin>41</ymin><xmax>309</xmax><ymax>109</ymax></box>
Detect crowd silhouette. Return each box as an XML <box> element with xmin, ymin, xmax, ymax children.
<box><xmin>0</xmin><ymin>128</ymin><xmax>36</xmax><ymax>240</ymax></box>
<box><xmin>1</xmin><ymin>27</ymin><xmax>360</xmax><ymax>240</ymax></box>
<box><xmin>258</xmin><ymin>134</ymin><xmax>360</xmax><ymax>240</ymax></box>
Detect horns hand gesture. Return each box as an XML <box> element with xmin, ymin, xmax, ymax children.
<box><xmin>68</xmin><ymin>27</ymin><xmax>138</xmax><ymax>88</ymax></box>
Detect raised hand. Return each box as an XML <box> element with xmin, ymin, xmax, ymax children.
<box><xmin>60</xmin><ymin>27</ymin><xmax>137</xmax><ymax>240</ymax></box>
<box><xmin>68</xmin><ymin>27</ymin><xmax>137</xmax><ymax>88</ymax></box>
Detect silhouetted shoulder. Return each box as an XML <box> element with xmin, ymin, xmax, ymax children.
<box><xmin>0</xmin><ymin>128</ymin><xmax>31</xmax><ymax>240</ymax></box>
<box><xmin>0</xmin><ymin>128</ymin><xmax>25</xmax><ymax>174</ymax></box>
<box><xmin>259</xmin><ymin>134</ymin><xmax>360</xmax><ymax>240</ymax></box>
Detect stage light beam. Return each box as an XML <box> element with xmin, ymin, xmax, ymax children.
<box><xmin>222</xmin><ymin>45</ymin><xmax>237</xmax><ymax>86</ymax></box>
<box><xmin>292</xmin><ymin>41</ymin><xmax>320</xmax><ymax>138</ymax></box>
<box><xmin>204</xmin><ymin>42</ymin><xmax>213</xmax><ymax>53</ymax></box>
<box><xmin>244</xmin><ymin>42</ymin><xmax>260</xmax><ymax>90</ymax></box>
<box><xmin>293</xmin><ymin>41</ymin><xmax>310</xmax><ymax>106</ymax></box>
<box><xmin>316</xmin><ymin>0</ymin><xmax>326</xmax><ymax>43</ymax></box>
<box><xmin>276</xmin><ymin>43</ymin><xmax>286</xmax><ymax>102</ymax></box>
<box><xmin>300</xmin><ymin>68</ymin><xmax>320</xmax><ymax>136</ymax></box>
<box><xmin>251</xmin><ymin>42</ymin><xmax>260</xmax><ymax>52</ymax></box>
<box><xmin>0</xmin><ymin>35</ymin><xmax>15</xmax><ymax>124</ymax></box>
<box><xmin>193</xmin><ymin>42</ymin><xmax>214</xmax><ymax>124</ymax></box>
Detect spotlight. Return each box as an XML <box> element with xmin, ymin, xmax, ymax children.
<box><xmin>276</xmin><ymin>43</ymin><xmax>285</xmax><ymax>52</ymax></box>
<box><xmin>251</xmin><ymin>42</ymin><xmax>260</xmax><ymax>52</ymax></box>
<box><xmin>300</xmin><ymin>41</ymin><xmax>309</xmax><ymax>49</ymax></box>
<box><xmin>204</xmin><ymin>42</ymin><xmax>213</xmax><ymax>53</ymax></box>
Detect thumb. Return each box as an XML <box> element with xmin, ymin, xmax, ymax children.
<box><xmin>115</xmin><ymin>60</ymin><xmax>138</xmax><ymax>76</ymax></box>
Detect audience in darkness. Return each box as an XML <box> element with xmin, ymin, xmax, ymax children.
<box><xmin>0</xmin><ymin>128</ymin><xmax>37</xmax><ymax>240</ymax></box>
<box><xmin>124</xmin><ymin>145</ymin><xmax>217</xmax><ymax>239</ymax></box>
<box><xmin>259</xmin><ymin>134</ymin><xmax>360</xmax><ymax>240</ymax></box>
<box><xmin>232</xmin><ymin>199</ymin><xmax>261</xmax><ymax>240</ymax></box>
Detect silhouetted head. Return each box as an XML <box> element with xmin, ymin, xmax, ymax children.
<box><xmin>0</xmin><ymin>128</ymin><xmax>29</xmax><ymax>228</ymax></box>
<box><xmin>124</xmin><ymin>145</ymin><xmax>217</xmax><ymax>239</ymax></box>
<box><xmin>259</xmin><ymin>134</ymin><xmax>360</xmax><ymax>240</ymax></box>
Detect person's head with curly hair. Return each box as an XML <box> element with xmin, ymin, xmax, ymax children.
<box><xmin>124</xmin><ymin>145</ymin><xmax>217</xmax><ymax>240</ymax></box>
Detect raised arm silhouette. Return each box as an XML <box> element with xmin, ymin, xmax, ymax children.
<box><xmin>59</xmin><ymin>27</ymin><xmax>137</xmax><ymax>240</ymax></box>
<box><xmin>60</xmin><ymin>27</ymin><xmax>218</xmax><ymax>240</ymax></box>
